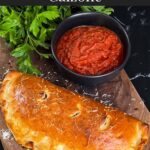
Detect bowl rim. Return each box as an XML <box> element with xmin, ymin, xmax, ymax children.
<box><xmin>51</xmin><ymin>12</ymin><xmax>131</xmax><ymax>79</ymax></box>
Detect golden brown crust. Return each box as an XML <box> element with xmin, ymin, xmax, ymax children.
<box><xmin>0</xmin><ymin>71</ymin><xmax>149</xmax><ymax>150</ymax></box>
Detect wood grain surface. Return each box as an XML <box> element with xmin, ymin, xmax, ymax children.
<box><xmin>0</xmin><ymin>38</ymin><xmax>149</xmax><ymax>150</ymax></box>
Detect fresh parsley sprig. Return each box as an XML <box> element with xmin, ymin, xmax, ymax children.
<box><xmin>0</xmin><ymin>6</ymin><xmax>114</xmax><ymax>75</ymax></box>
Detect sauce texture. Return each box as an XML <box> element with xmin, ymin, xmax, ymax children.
<box><xmin>56</xmin><ymin>26</ymin><xmax>124</xmax><ymax>75</ymax></box>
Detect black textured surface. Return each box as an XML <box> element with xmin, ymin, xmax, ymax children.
<box><xmin>0</xmin><ymin>142</ymin><xmax>2</xmax><ymax>150</ymax></box>
<box><xmin>0</xmin><ymin>6</ymin><xmax>150</xmax><ymax>150</ymax></box>
<box><xmin>113</xmin><ymin>6</ymin><xmax>150</xmax><ymax>111</ymax></box>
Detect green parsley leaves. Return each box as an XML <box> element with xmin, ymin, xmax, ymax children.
<box><xmin>0</xmin><ymin>6</ymin><xmax>114</xmax><ymax>75</ymax></box>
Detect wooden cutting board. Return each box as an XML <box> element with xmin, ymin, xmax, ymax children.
<box><xmin>0</xmin><ymin>38</ymin><xmax>150</xmax><ymax>150</ymax></box>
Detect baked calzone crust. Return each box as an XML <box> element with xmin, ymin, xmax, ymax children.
<box><xmin>0</xmin><ymin>71</ymin><xmax>149</xmax><ymax>150</ymax></box>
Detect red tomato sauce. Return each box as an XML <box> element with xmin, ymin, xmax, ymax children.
<box><xmin>56</xmin><ymin>26</ymin><xmax>124</xmax><ymax>75</ymax></box>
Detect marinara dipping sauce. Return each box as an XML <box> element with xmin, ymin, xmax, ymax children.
<box><xmin>56</xmin><ymin>26</ymin><xmax>124</xmax><ymax>75</ymax></box>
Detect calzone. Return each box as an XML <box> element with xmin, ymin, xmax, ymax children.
<box><xmin>0</xmin><ymin>71</ymin><xmax>149</xmax><ymax>150</ymax></box>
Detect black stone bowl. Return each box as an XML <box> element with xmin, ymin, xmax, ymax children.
<box><xmin>51</xmin><ymin>12</ymin><xmax>131</xmax><ymax>86</ymax></box>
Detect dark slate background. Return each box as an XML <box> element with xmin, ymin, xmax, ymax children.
<box><xmin>113</xmin><ymin>6</ymin><xmax>150</xmax><ymax>111</ymax></box>
<box><xmin>0</xmin><ymin>6</ymin><xmax>150</xmax><ymax>150</ymax></box>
